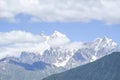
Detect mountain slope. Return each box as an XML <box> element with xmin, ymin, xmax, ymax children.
<box><xmin>0</xmin><ymin>57</ymin><xmax>64</xmax><ymax>80</ymax></box>
<box><xmin>43</xmin><ymin>52</ymin><xmax>120</xmax><ymax>80</ymax></box>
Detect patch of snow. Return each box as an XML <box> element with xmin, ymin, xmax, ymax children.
<box><xmin>90</xmin><ymin>55</ymin><xmax>97</xmax><ymax>62</ymax></box>
<box><xmin>53</xmin><ymin>52</ymin><xmax>75</xmax><ymax>67</ymax></box>
<box><xmin>53</xmin><ymin>56</ymin><xmax>70</xmax><ymax>67</ymax></box>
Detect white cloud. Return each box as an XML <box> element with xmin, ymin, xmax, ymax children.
<box><xmin>0</xmin><ymin>0</ymin><xmax>120</xmax><ymax>23</ymax></box>
<box><xmin>0</xmin><ymin>30</ymin><xmax>70</xmax><ymax>59</ymax></box>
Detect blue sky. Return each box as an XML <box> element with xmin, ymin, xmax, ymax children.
<box><xmin>0</xmin><ymin>20</ymin><xmax>120</xmax><ymax>44</ymax></box>
<box><xmin>0</xmin><ymin>0</ymin><xmax>120</xmax><ymax>44</ymax></box>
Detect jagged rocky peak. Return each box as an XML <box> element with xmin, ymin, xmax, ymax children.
<box><xmin>90</xmin><ymin>37</ymin><xmax>117</xmax><ymax>48</ymax></box>
<box><xmin>102</xmin><ymin>36</ymin><xmax>112</xmax><ymax>42</ymax></box>
<box><xmin>95</xmin><ymin>37</ymin><xmax>116</xmax><ymax>44</ymax></box>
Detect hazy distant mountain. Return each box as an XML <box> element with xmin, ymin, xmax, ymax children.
<box><xmin>0</xmin><ymin>56</ymin><xmax>63</xmax><ymax>80</ymax></box>
<box><xmin>43</xmin><ymin>52</ymin><xmax>120</xmax><ymax>80</ymax></box>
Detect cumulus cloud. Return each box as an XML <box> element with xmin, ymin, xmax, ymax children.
<box><xmin>0</xmin><ymin>0</ymin><xmax>120</xmax><ymax>23</ymax></box>
<box><xmin>0</xmin><ymin>30</ymin><xmax>70</xmax><ymax>59</ymax></box>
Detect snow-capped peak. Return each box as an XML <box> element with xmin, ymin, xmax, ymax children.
<box><xmin>93</xmin><ymin>37</ymin><xmax>112</xmax><ymax>43</ymax></box>
<box><xmin>102</xmin><ymin>36</ymin><xmax>112</xmax><ymax>43</ymax></box>
<box><xmin>51</xmin><ymin>31</ymin><xmax>66</xmax><ymax>38</ymax></box>
<box><xmin>93</xmin><ymin>37</ymin><xmax>117</xmax><ymax>46</ymax></box>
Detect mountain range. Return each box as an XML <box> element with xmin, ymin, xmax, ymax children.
<box><xmin>0</xmin><ymin>31</ymin><xmax>119</xmax><ymax>80</ymax></box>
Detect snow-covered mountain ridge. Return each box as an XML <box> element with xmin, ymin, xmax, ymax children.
<box><xmin>20</xmin><ymin>37</ymin><xmax>118</xmax><ymax>68</ymax></box>
<box><xmin>0</xmin><ymin>31</ymin><xmax>119</xmax><ymax>69</ymax></box>
<box><xmin>0</xmin><ymin>31</ymin><xmax>119</xmax><ymax>80</ymax></box>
